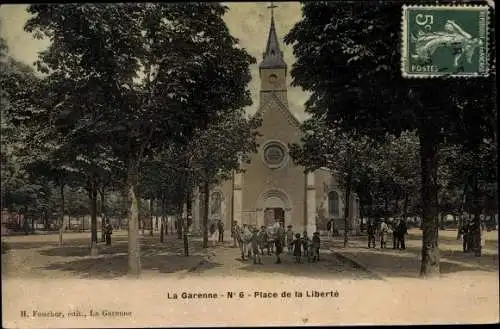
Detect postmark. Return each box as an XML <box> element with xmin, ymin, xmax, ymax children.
<box><xmin>402</xmin><ymin>5</ymin><xmax>490</xmax><ymax>78</ymax></box>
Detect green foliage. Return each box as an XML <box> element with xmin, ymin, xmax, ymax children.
<box><xmin>284</xmin><ymin>2</ymin><xmax>495</xmax><ymax>142</ymax></box>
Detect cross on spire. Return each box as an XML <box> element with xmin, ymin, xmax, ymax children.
<box><xmin>259</xmin><ymin>1</ymin><xmax>287</xmax><ymax>70</ymax></box>
<box><xmin>268</xmin><ymin>2</ymin><xmax>278</xmax><ymax>19</ymax></box>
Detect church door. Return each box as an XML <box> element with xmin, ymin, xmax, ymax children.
<box><xmin>264</xmin><ymin>207</ymin><xmax>285</xmax><ymax>227</ymax></box>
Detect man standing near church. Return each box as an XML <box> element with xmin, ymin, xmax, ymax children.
<box><xmin>217</xmin><ymin>219</ymin><xmax>224</xmax><ymax>243</ymax></box>
<box><xmin>232</xmin><ymin>221</ymin><xmax>240</xmax><ymax>248</ymax></box>
<box><xmin>274</xmin><ymin>221</ymin><xmax>285</xmax><ymax>264</ymax></box>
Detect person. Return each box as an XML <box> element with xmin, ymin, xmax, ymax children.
<box><xmin>232</xmin><ymin>221</ymin><xmax>240</xmax><ymax>248</ymax></box>
<box><xmin>251</xmin><ymin>228</ymin><xmax>262</xmax><ymax>264</ymax></box>
<box><xmin>217</xmin><ymin>219</ymin><xmax>224</xmax><ymax>243</ymax></box>
<box><xmin>392</xmin><ymin>218</ymin><xmax>400</xmax><ymax>249</ymax></box>
<box><xmin>104</xmin><ymin>220</ymin><xmax>113</xmax><ymax>246</ymax></box>
<box><xmin>274</xmin><ymin>222</ymin><xmax>285</xmax><ymax>264</ymax></box>
<box><xmin>291</xmin><ymin>233</ymin><xmax>302</xmax><ymax>263</ymax></box>
<box><xmin>379</xmin><ymin>219</ymin><xmax>389</xmax><ymax>249</ymax></box>
<box><xmin>367</xmin><ymin>219</ymin><xmax>376</xmax><ymax>248</ymax></box>
<box><xmin>312</xmin><ymin>232</ymin><xmax>321</xmax><ymax>262</ymax></box>
<box><xmin>460</xmin><ymin>218</ymin><xmax>470</xmax><ymax>252</ymax></box>
<box><xmin>258</xmin><ymin>226</ymin><xmax>270</xmax><ymax>255</ymax></box>
<box><xmin>302</xmin><ymin>230</ymin><xmax>309</xmax><ymax>257</ymax></box>
<box><xmin>209</xmin><ymin>221</ymin><xmax>217</xmax><ymax>246</ymax></box>
<box><xmin>396</xmin><ymin>218</ymin><xmax>408</xmax><ymax>249</ymax></box>
<box><xmin>327</xmin><ymin>219</ymin><xmax>333</xmax><ymax>239</ymax></box>
<box><xmin>286</xmin><ymin>225</ymin><xmax>294</xmax><ymax>253</ymax></box>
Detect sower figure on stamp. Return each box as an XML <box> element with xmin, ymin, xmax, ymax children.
<box><xmin>104</xmin><ymin>219</ymin><xmax>113</xmax><ymax>246</ymax></box>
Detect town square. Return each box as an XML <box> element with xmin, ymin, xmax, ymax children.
<box><xmin>1</xmin><ymin>1</ymin><xmax>498</xmax><ymax>327</ymax></box>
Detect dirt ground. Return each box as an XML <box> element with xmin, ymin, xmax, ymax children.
<box><xmin>2</xmin><ymin>229</ymin><xmax>498</xmax><ymax>327</ymax></box>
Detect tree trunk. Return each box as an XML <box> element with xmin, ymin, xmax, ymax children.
<box><xmin>471</xmin><ymin>174</ymin><xmax>482</xmax><ymax>253</ymax></box>
<box><xmin>343</xmin><ymin>148</ymin><xmax>352</xmax><ymax>248</ymax></box>
<box><xmin>202</xmin><ymin>181</ymin><xmax>210</xmax><ymax>248</ymax></box>
<box><xmin>89</xmin><ymin>181</ymin><xmax>98</xmax><ymax>256</ymax></box>
<box><xmin>402</xmin><ymin>193</ymin><xmax>409</xmax><ymax>222</ymax></box>
<box><xmin>58</xmin><ymin>184</ymin><xmax>65</xmax><ymax>246</ymax></box>
<box><xmin>177</xmin><ymin>206</ymin><xmax>183</xmax><ymax>240</ymax></box>
<box><xmin>160</xmin><ymin>197</ymin><xmax>165</xmax><ymax>243</ymax></box>
<box><xmin>343</xmin><ymin>181</ymin><xmax>351</xmax><ymax>248</ymax></box>
<box><xmin>127</xmin><ymin>156</ymin><xmax>141</xmax><ymax>277</ymax></box>
<box><xmin>419</xmin><ymin>130</ymin><xmax>440</xmax><ymax>277</ymax></box>
<box><xmin>100</xmin><ymin>188</ymin><xmax>106</xmax><ymax>242</ymax></box>
<box><xmin>184</xmin><ymin>192</ymin><xmax>191</xmax><ymax>256</ymax></box>
<box><xmin>149</xmin><ymin>199</ymin><xmax>154</xmax><ymax>236</ymax></box>
<box><xmin>393</xmin><ymin>196</ymin><xmax>400</xmax><ymax>217</ymax></box>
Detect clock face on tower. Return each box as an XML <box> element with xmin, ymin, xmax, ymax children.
<box><xmin>268</xmin><ymin>74</ymin><xmax>278</xmax><ymax>83</ymax></box>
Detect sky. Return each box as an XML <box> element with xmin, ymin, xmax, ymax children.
<box><xmin>0</xmin><ymin>2</ymin><xmax>310</xmax><ymax>121</ymax></box>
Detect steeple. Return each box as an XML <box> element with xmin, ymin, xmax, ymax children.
<box><xmin>259</xmin><ymin>2</ymin><xmax>287</xmax><ymax>70</ymax></box>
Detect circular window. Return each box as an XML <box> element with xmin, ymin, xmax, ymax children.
<box><xmin>262</xmin><ymin>141</ymin><xmax>288</xmax><ymax>169</ymax></box>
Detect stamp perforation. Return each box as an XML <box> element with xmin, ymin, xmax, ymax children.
<box><xmin>401</xmin><ymin>4</ymin><xmax>491</xmax><ymax>78</ymax></box>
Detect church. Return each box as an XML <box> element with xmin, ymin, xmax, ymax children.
<box><xmin>190</xmin><ymin>8</ymin><xmax>361</xmax><ymax>236</ymax></box>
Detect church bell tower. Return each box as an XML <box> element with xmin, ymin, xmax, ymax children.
<box><xmin>259</xmin><ymin>3</ymin><xmax>288</xmax><ymax>106</ymax></box>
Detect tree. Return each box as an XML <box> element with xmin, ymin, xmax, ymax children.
<box><xmin>188</xmin><ymin>111</ymin><xmax>260</xmax><ymax>248</ymax></box>
<box><xmin>285</xmin><ymin>1</ymin><xmax>495</xmax><ymax>276</ymax></box>
<box><xmin>289</xmin><ymin>118</ymin><xmax>377</xmax><ymax>247</ymax></box>
<box><xmin>25</xmin><ymin>3</ymin><xmax>255</xmax><ymax>276</ymax></box>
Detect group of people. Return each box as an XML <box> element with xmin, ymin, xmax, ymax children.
<box><xmin>367</xmin><ymin>218</ymin><xmax>408</xmax><ymax>250</ymax></box>
<box><xmin>209</xmin><ymin>219</ymin><xmax>225</xmax><ymax>246</ymax></box>
<box><xmin>231</xmin><ymin>221</ymin><xmax>321</xmax><ymax>265</ymax></box>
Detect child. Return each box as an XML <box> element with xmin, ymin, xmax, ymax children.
<box><xmin>302</xmin><ymin>230</ymin><xmax>309</xmax><ymax>257</ymax></box>
<box><xmin>251</xmin><ymin>228</ymin><xmax>262</xmax><ymax>264</ymax></box>
<box><xmin>312</xmin><ymin>232</ymin><xmax>321</xmax><ymax>262</ymax></box>
<box><xmin>291</xmin><ymin>233</ymin><xmax>302</xmax><ymax>263</ymax></box>
<box><xmin>258</xmin><ymin>226</ymin><xmax>269</xmax><ymax>255</ymax></box>
<box><xmin>286</xmin><ymin>225</ymin><xmax>294</xmax><ymax>253</ymax></box>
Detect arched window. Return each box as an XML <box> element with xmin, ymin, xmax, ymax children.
<box><xmin>328</xmin><ymin>191</ymin><xmax>340</xmax><ymax>218</ymax></box>
<box><xmin>210</xmin><ymin>192</ymin><xmax>223</xmax><ymax>219</ymax></box>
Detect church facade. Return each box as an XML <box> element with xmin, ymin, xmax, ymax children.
<box><xmin>191</xmin><ymin>11</ymin><xmax>361</xmax><ymax>235</ymax></box>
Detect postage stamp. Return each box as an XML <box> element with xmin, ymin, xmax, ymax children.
<box><xmin>402</xmin><ymin>5</ymin><xmax>490</xmax><ymax>78</ymax></box>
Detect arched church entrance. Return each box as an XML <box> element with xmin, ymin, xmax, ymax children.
<box><xmin>256</xmin><ymin>189</ymin><xmax>291</xmax><ymax>228</ymax></box>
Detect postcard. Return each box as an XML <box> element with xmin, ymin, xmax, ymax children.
<box><xmin>1</xmin><ymin>1</ymin><xmax>497</xmax><ymax>327</ymax></box>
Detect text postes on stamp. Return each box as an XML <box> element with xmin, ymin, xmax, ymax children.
<box><xmin>402</xmin><ymin>5</ymin><xmax>489</xmax><ymax>78</ymax></box>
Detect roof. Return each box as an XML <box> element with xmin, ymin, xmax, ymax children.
<box><xmin>255</xmin><ymin>92</ymin><xmax>301</xmax><ymax>129</ymax></box>
<box><xmin>258</xmin><ymin>12</ymin><xmax>287</xmax><ymax>70</ymax></box>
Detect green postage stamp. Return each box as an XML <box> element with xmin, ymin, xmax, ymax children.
<box><xmin>402</xmin><ymin>5</ymin><xmax>490</xmax><ymax>78</ymax></box>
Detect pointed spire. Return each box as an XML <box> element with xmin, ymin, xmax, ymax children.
<box><xmin>259</xmin><ymin>2</ymin><xmax>287</xmax><ymax>70</ymax></box>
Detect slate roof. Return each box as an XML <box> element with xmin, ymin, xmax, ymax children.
<box><xmin>259</xmin><ymin>14</ymin><xmax>287</xmax><ymax>70</ymax></box>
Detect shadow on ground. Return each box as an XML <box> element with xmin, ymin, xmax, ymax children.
<box><xmin>235</xmin><ymin>251</ymin><xmax>379</xmax><ymax>280</ymax></box>
<box><xmin>403</xmin><ymin>246</ymin><xmax>498</xmax><ymax>272</ymax></box>
<box><xmin>38</xmin><ymin>236</ymin><xmax>209</xmax><ymax>258</ymax></box>
<box><xmin>338</xmin><ymin>248</ymin><xmax>497</xmax><ymax>278</ymax></box>
<box><xmin>42</xmin><ymin>254</ymin><xmax>222</xmax><ymax>279</ymax></box>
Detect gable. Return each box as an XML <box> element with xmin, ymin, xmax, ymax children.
<box><xmin>255</xmin><ymin>92</ymin><xmax>301</xmax><ymax>130</ymax></box>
